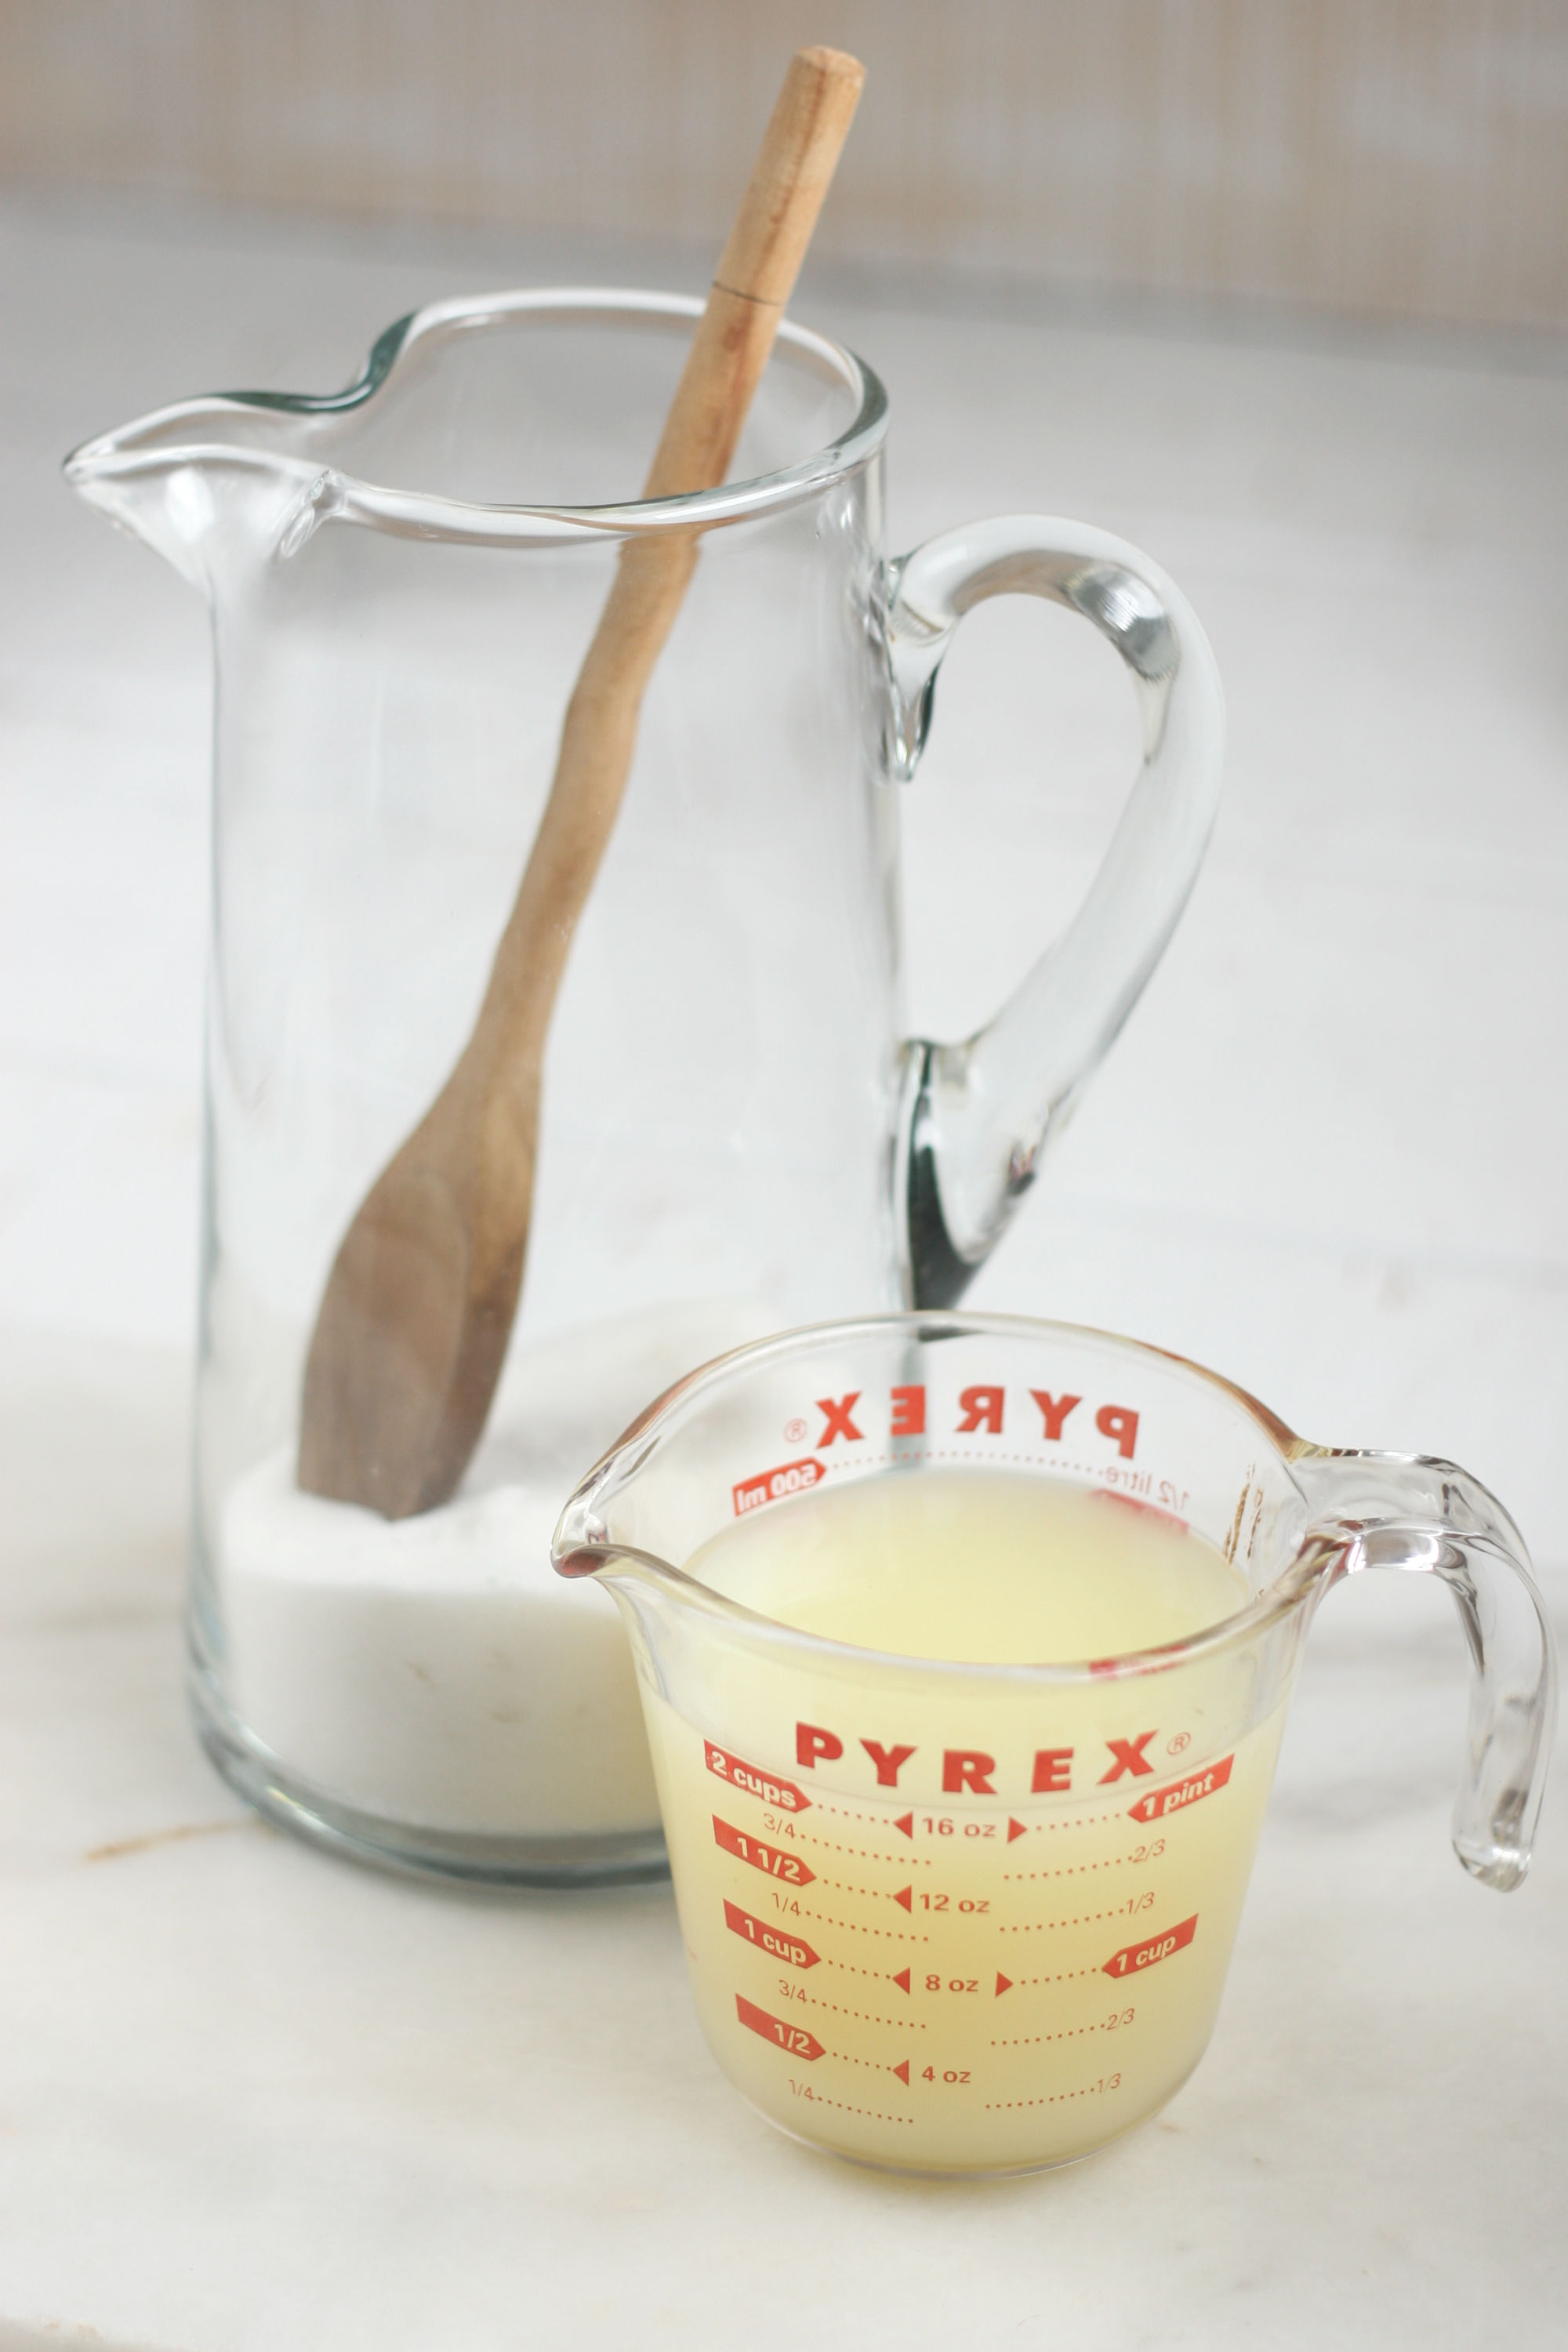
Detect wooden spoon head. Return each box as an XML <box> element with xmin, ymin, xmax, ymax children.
<box><xmin>297</xmin><ymin>1156</ymin><xmax>515</xmax><ymax>1519</ymax></box>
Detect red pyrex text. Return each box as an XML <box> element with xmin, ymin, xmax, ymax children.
<box><xmin>804</xmin><ymin>1385</ymin><xmax>1140</xmax><ymax>1457</ymax></box>
<box><xmin>786</xmin><ymin>1722</ymin><xmax>1177</xmax><ymax>1797</ymax></box>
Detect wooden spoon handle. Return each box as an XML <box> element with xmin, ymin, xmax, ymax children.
<box><xmin>471</xmin><ymin>45</ymin><xmax>865</xmax><ymax>1076</ymax></box>
<box><xmin>644</xmin><ymin>45</ymin><xmax>868</xmax><ymax>498</ymax></box>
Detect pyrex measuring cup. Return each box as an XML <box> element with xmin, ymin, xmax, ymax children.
<box><xmin>554</xmin><ymin>1313</ymin><xmax>1555</xmax><ymax>2176</ymax></box>
<box><xmin>66</xmin><ymin>290</ymin><xmax>1222</xmax><ymax>1885</ymax></box>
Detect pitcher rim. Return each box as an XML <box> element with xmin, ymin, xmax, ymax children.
<box><xmin>553</xmin><ymin>1308</ymin><xmax>1342</xmax><ymax>1690</ymax></box>
<box><xmin>64</xmin><ymin>285</ymin><xmax>891</xmax><ymax>549</ymax></box>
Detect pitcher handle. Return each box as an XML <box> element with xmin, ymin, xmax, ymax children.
<box><xmin>883</xmin><ymin>515</ymin><xmax>1225</xmax><ymax>1306</ymax></box>
<box><xmin>1295</xmin><ymin>1448</ymin><xmax>1558</xmax><ymax>1890</ymax></box>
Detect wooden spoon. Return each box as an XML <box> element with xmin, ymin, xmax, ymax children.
<box><xmin>298</xmin><ymin>46</ymin><xmax>866</xmax><ymax>1518</ymax></box>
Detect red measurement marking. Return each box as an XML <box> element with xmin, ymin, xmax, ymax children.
<box><xmin>892</xmin><ymin>1885</ymin><xmax>913</xmax><ymax>1912</ymax></box>
<box><xmin>735</xmin><ymin>1994</ymin><xmax>824</xmax><ymax>2060</ymax></box>
<box><xmin>1007</xmin><ymin>1817</ymin><xmax>1027</xmax><ymax>1842</ymax></box>
<box><xmin>1102</xmin><ymin>1914</ymin><xmax>1199</xmax><ymax>1979</ymax></box>
<box><xmin>891</xmin><ymin>1967</ymin><xmax>911</xmax><ymax>1994</ymax></box>
<box><xmin>1127</xmin><ymin>1755</ymin><xmax>1233</xmax><ymax>1824</ymax></box>
<box><xmin>893</xmin><ymin>1812</ymin><xmax>914</xmax><ymax>1838</ymax></box>
<box><xmin>724</xmin><ymin>1900</ymin><xmax>820</xmax><ymax>1969</ymax></box>
<box><xmin>996</xmin><ymin>1973</ymin><xmax>1013</xmax><ymax>1996</ymax></box>
<box><xmin>732</xmin><ymin>1457</ymin><xmax>826</xmax><ymax>1517</ymax></box>
<box><xmin>713</xmin><ymin>1815</ymin><xmax>816</xmax><ymax>1885</ymax></box>
<box><xmin>705</xmin><ymin>1745</ymin><xmax>811</xmax><ymax>1813</ymax></box>
<box><xmin>892</xmin><ymin>2059</ymin><xmax>911</xmax><ymax>2085</ymax></box>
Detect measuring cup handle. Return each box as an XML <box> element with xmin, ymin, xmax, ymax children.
<box><xmin>1296</xmin><ymin>1448</ymin><xmax>1558</xmax><ymax>1890</ymax></box>
<box><xmin>881</xmin><ymin>515</ymin><xmax>1225</xmax><ymax>1306</ymax></box>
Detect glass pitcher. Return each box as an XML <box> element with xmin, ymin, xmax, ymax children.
<box><xmin>554</xmin><ymin>1312</ymin><xmax>1556</xmax><ymax>2174</ymax></box>
<box><xmin>66</xmin><ymin>290</ymin><xmax>1223</xmax><ymax>1885</ymax></box>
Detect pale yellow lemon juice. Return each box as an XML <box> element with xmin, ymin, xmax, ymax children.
<box><xmin>641</xmin><ymin>1468</ymin><xmax>1287</xmax><ymax>2172</ymax></box>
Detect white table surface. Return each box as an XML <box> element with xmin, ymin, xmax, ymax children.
<box><xmin>1</xmin><ymin>195</ymin><xmax>1564</xmax><ymax>2349</ymax></box>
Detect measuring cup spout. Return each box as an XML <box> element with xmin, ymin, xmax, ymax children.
<box><xmin>1295</xmin><ymin>1448</ymin><xmax>1557</xmax><ymax>1890</ymax></box>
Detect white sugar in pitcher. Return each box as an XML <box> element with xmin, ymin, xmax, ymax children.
<box><xmin>67</xmin><ymin>289</ymin><xmax>1224</xmax><ymax>1884</ymax></box>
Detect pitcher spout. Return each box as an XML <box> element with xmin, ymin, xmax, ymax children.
<box><xmin>62</xmin><ymin>309</ymin><xmax>412</xmax><ymax>591</ymax></box>
<box><xmin>64</xmin><ymin>416</ymin><xmax>334</xmax><ymax>595</ymax></box>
